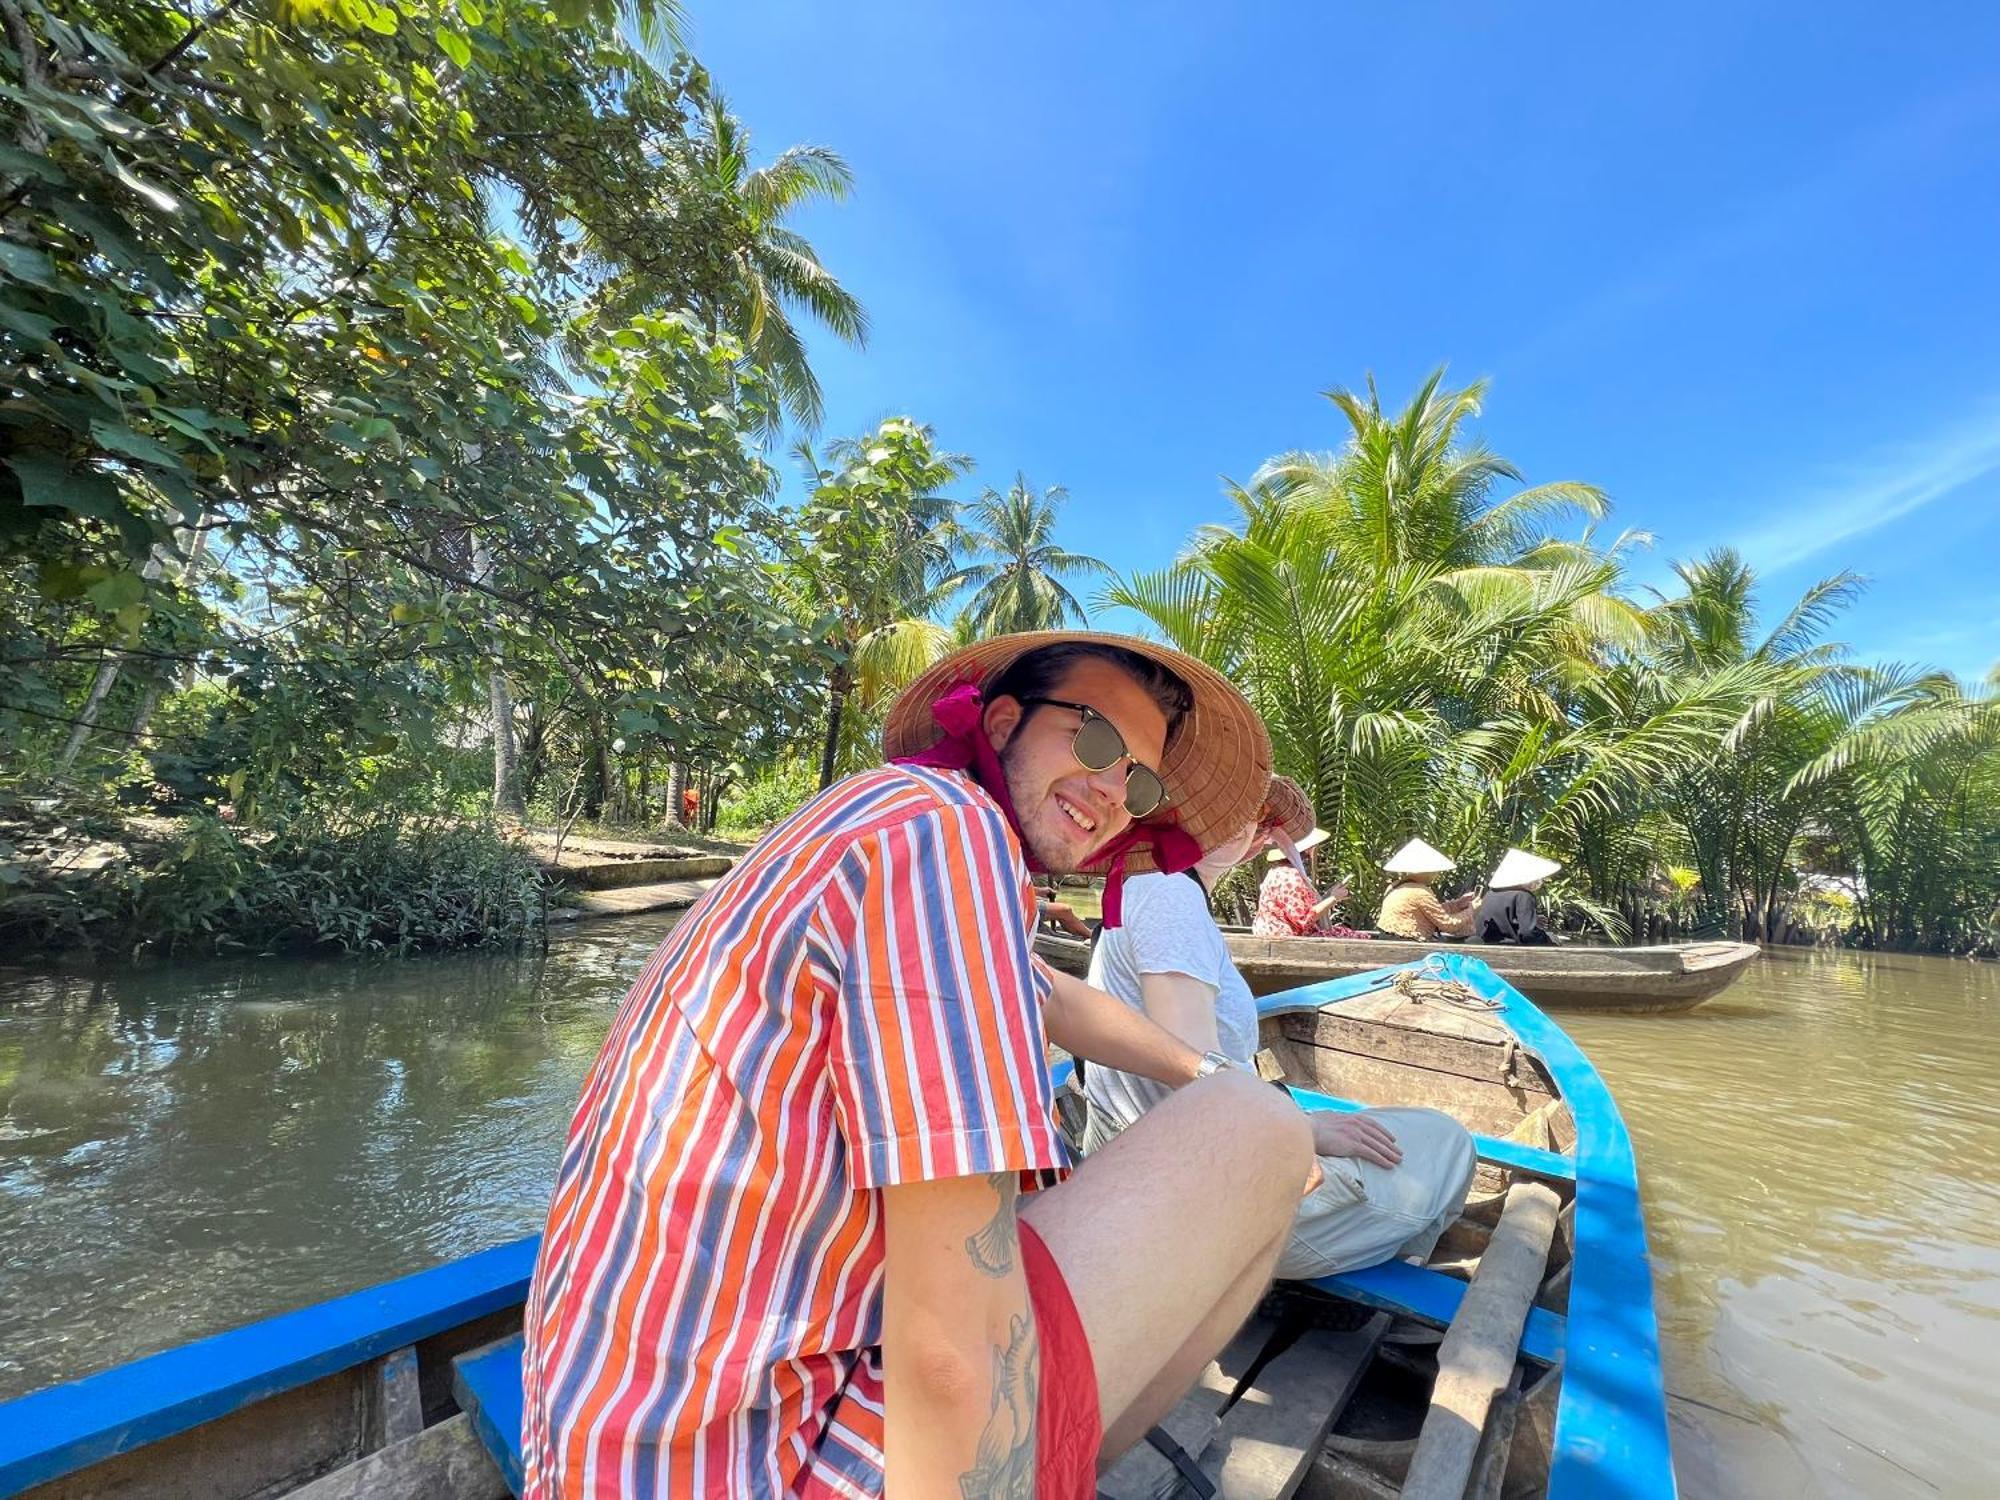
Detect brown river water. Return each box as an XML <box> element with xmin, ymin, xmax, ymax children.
<box><xmin>2</xmin><ymin>922</ymin><xmax>1996</xmax><ymax>1495</ymax></box>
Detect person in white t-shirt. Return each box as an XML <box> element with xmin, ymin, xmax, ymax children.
<box><xmin>1080</xmin><ymin>780</ymin><xmax>1477</xmax><ymax>1281</ymax></box>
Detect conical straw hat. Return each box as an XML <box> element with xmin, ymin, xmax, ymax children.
<box><xmin>1267</xmin><ymin>828</ymin><xmax>1328</xmax><ymax>862</ymax></box>
<box><xmin>1488</xmin><ymin>848</ymin><xmax>1562</xmax><ymax>889</ymax></box>
<box><xmin>882</xmin><ymin>631</ymin><xmax>1271</xmax><ymax>871</ymax></box>
<box><xmin>1259</xmin><ymin>775</ymin><xmax>1324</xmax><ymax>863</ymax></box>
<box><xmin>1259</xmin><ymin>775</ymin><xmax>1317</xmax><ymax>844</ymax></box>
<box><xmin>1383</xmin><ymin>837</ymin><xmax>1456</xmax><ymax>876</ymax></box>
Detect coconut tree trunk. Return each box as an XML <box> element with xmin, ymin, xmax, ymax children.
<box><xmin>55</xmin><ymin>550</ymin><xmax>172</xmax><ymax>773</ymax></box>
<box><xmin>817</xmin><ymin>664</ymin><xmax>851</xmax><ymax>791</ymax></box>
<box><xmin>56</xmin><ymin>653</ymin><xmax>124</xmax><ymax>773</ymax></box>
<box><xmin>488</xmin><ymin>669</ymin><xmax>525</xmax><ymax>818</ymax></box>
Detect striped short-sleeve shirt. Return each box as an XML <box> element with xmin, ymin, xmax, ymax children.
<box><xmin>522</xmin><ymin>765</ymin><xmax>1071</xmax><ymax>1498</ymax></box>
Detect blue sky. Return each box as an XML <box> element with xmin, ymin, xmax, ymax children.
<box><xmin>689</xmin><ymin>1</ymin><xmax>2000</xmax><ymax>682</ymax></box>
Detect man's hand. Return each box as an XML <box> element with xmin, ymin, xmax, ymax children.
<box><xmin>1309</xmin><ymin>1112</ymin><xmax>1402</xmax><ymax>1168</ymax></box>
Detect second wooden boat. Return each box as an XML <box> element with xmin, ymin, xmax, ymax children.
<box><xmin>1036</xmin><ymin>928</ymin><xmax>1759</xmax><ymax>1012</ymax></box>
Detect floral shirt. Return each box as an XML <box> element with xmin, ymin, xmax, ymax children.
<box><xmin>1253</xmin><ymin>865</ymin><xmax>1329</xmax><ymax>937</ymax></box>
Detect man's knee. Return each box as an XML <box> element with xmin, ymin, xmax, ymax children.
<box><xmin>1387</xmin><ymin>1108</ymin><xmax>1477</xmax><ymax>1214</ymax></box>
<box><xmin>1192</xmin><ymin>1071</ymin><xmax>1313</xmax><ymax>1204</ymax></box>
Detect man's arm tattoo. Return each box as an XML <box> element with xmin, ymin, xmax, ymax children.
<box><xmin>957</xmin><ymin>1312</ymin><xmax>1039</xmax><ymax>1500</ymax></box>
<box><xmin>964</xmin><ymin>1172</ymin><xmax>1018</xmax><ymax>1279</ymax></box>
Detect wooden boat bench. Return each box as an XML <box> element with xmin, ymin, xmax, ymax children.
<box><xmin>1099</xmin><ymin>1306</ymin><xmax>1391</xmax><ymax>1500</ymax></box>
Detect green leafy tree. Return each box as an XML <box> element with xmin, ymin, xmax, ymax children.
<box><xmin>0</xmin><ymin>0</ymin><xmax>832</xmax><ymax>957</ymax></box>
<box><xmin>950</xmin><ymin>474</ymin><xmax>1111</xmax><ymax>634</ymax></box>
<box><xmin>784</xmin><ymin>418</ymin><xmax>969</xmax><ymax>787</ymax></box>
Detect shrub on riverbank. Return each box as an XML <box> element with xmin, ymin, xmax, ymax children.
<box><xmin>0</xmin><ymin>813</ymin><xmax>547</xmax><ymax>960</ymax></box>
<box><xmin>717</xmin><ymin>761</ymin><xmax>819</xmax><ymax>836</ymax></box>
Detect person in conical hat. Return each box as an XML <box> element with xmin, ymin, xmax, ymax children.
<box><xmin>524</xmin><ymin>629</ymin><xmax>1319</xmax><ymax>1499</ymax></box>
<box><xmin>1072</xmin><ymin>771</ymin><xmax>1477</xmax><ymax>1286</ymax></box>
<box><xmin>1382</xmin><ymin>837</ymin><xmax>1455</xmax><ymax>876</ymax></box>
<box><xmin>1375</xmin><ymin>837</ymin><xmax>1477</xmax><ymax>940</ymax></box>
<box><xmin>1477</xmin><ymin>847</ymin><xmax>1562</xmax><ymax>945</ymax></box>
<box><xmin>1250</xmin><ymin>776</ymin><xmax>1365</xmax><ymax>938</ymax></box>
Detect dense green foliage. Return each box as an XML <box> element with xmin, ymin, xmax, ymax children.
<box><xmin>1</xmin><ymin>808</ymin><xmax>544</xmax><ymax>957</ymax></box>
<box><xmin>1111</xmin><ymin>372</ymin><xmax>2000</xmax><ymax>951</ymax></box>
<box><xmin>1</xmin><ymin>6</ymin><xmax>1985</xmax><ymax>957</ymax></box>
<box><xmin>0</xmin><ymin>0</ymin><xmax>843</xmax><ymax>946</ymax></box>
<box><xmin>0</xmin><ymin>1</ymin><xmax>1115</xmax><ymax>950</ymax></box>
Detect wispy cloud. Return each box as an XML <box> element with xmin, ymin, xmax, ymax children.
<box><xmin>1735</xmin><ymin>401</ymin><xmax>2000</xmax><ymax>573</ymax></box>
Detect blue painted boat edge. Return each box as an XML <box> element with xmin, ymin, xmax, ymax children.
<box><xmin>452</xmin><ymin>1332</ymin><xmax>528</xmax><ymax>1497</ymax></box>
<box><xmin>0</xmin><ymin>1234</ymin><xmax>541</xmax><ymax>1497</ymax></box>
<box><xmin>1259</xmin><ymin>955</ymin><xmax>1678</xmax><ymax>1498</ymax></box>
<box><xmin>1306</xmin><ymin>1258</ymin><xmax>1566</xmax><ymax>1367</ymax></box>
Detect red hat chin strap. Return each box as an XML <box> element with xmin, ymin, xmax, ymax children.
<box><xmin>891</xmin><ymin>681</ymin><xmax>1202</xmax><ymax>927</ymax></box>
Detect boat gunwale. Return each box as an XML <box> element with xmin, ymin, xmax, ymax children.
<box><xmin>1230</xmin><ymin>933</ymin><xmax>1758</xmax><ymax>978</ymax></box>
<box><xmin>0</xmin><ymin>1236</ymin><xmax>539</xmax><ymax>1495</ymax></box>
<box><xmin>1256</xmin><ymin>954</ymin><xmax>1677</xmax><ymax>1498</ymax></box>
<box><xmin>1040</xmin><ymin>926</ymin><xmax>1759</xmax><ymax>976</ymax></box>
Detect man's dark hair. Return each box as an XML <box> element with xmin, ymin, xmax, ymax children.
<box><xmin>984</xmin><ymin>642</ymin><xmax>1194</xmax><ymax>747</ymax></box>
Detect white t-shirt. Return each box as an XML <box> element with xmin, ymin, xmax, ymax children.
<box><xmin>1083</xmin><ymin>870</ymin><xmax>1260</xmax><ymax>1135</ymax></box>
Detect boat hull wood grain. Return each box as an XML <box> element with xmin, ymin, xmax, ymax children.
<box><xmin>1036</xmin><ymin>929</ymin><xmax>1759</xmax><ymax>1012</ymax></box>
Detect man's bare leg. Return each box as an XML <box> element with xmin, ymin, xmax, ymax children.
<box><xmin>1096</xmin><ymin>1220</ymin><xmax>1290</xmax><ymax>1456</ymax></box>
<box><xmin>1020</xmin><ymin>1070</ymin><xmax>1312</xmax><ymax>1457</ymax></box>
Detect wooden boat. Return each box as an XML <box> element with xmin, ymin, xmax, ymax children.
<box><xmin>1089</xmin><ymin>953</ymin><xmax>1674</xmax><ymax>1497</ymax></box>
<box><xmin>1037</xmin><ymin>927</ymin><xmax>1759</xmax><ymax>1013</ymax></box>
<box><xmin>0</xmin><ymin>956</ymin><xmax>1673</xmax><ymax>1499</ymax></box>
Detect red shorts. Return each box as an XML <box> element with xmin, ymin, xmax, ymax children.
<box><xmin>1019</xmin><ymin>1218</ymin><xmax>1102</xmax><ymax>1498</ymax></box>
<box><xmin>801</xmin><ymin>1221</ymin><xmax>1100</xmax><ymax>1498</ymax></box>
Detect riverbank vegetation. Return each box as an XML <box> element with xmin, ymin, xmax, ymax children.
<box><xmin>2</xmin><ymin>4</ymin><xmax>1993</xmax><ymax>957</ymax></box>
<box><xmin>1110</xmin><ymin>374</ymin><xmax>2000</xmax><ymax>952</ymax></box>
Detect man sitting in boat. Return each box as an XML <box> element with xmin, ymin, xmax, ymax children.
<box><xmin>1478</xmin><ymin>848</ymin><xmax>1561</xmax><ymax>945</ymax></box>
<box><xmin>1075</xmin><ymin>775</ymin><xmax>1478</xmax><ymax>1281</ymax></box>
<box><xmin>1375</xmin><ymin>837</ymin><xmax>1479</xmax><ymax>939</ymax></box>
<box><xmin>521</xmin><ymin>632</ymin><xmax>1321</xmax><ymax>1500</ymax></box>
<box><xmin>1249</xmin><ymin>777</ymin><xmax>1369</xmax><ymax>938</ymax></box>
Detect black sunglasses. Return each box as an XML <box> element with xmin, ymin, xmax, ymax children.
<box><xmin>1018</xmin><ymin>697</ymin><xmax>1170</xmax><ymax>818</ymax></box>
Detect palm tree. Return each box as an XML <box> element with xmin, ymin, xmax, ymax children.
<box><xmin>1257</xmin><ymin>368</ymin><xmax>1611</xmax><ymax>571</ymax></box>
<box><xmin>1643</xmin><ymin>550</ymin><xmax>1869</xmax><ymax>937</ymax></box>
<box><xmin>1787</xmin><ymin>668</ymin><xmax>2000</xmax><ymax>948</ymax></box>
<box><xmin>689</xmin><ymin>84</ymin><xmax>867</xmax><ymax>430</ymax></box>
<box><xmin>1106</xmin><ymin>494</ymin><xmax>1668</xmax><ymax>921</ymax></box>
<box><xmin>1107</xmin><ymin>373</ymin><xmax>1726</xmax><ymax>934</ymax></box>
<box><xmin>950</xmin><ymin>475</ymin><xmax>1113</xmax><ymax>634</ymax></box>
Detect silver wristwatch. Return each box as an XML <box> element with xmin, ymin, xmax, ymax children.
<box><xmin>1193</xmin><ymin>1050</ymin><xmax>1241</xmax><ymax>1080</ymax></box>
